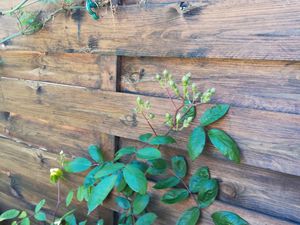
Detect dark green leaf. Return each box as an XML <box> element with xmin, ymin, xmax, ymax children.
<box><xmin>176</xmin><ymin>207</ymin><xmax>200</xmax><ymax>225</ymax></box>
<box><xmin>115</xmin><ymin>196</ymin><xmax>131</xmax><ymax>209</ymax></box>
<box><xmin>122</xmin><ymin>185</ymin><xmax>134</xmax><ymax>197</ymax></box>
<box><xmin>211</xmin><ymin>211</ymin><xmax>249</xmax><ymax>225</ymax></box>
<box><xmin>133</xmin><ymin>194</ymin><xmax>150</xmax><ymax>215</ymax></box>
<box><xmin>136</xmin><ymin>147</ymin><xmax>161</xmax><ymax>160</ymax></box>
<box><xmin>136</xmin><ymin>213</ymin><xmax>157</xmax><ymax>225</ymax></box>
<box><xmin>0</xmin><ymin>209</ymin><xmax>20</xmax><ymax>222</ymax></box>
<box><xmin>79</xmin><ymin>220</ymin><xmax>87</xmax><ymax>225</ymax></box>
<box><xmin>123</xmin><ymin>164</ymin><xmax>147</xmax><ymax>195</ymax></box>
<box><xmin>179</xmin><ymin>99</ymin><xmax>196</xmax><ymax>123</ymax></box>
<box><xmin>200</xmin><ymin>104</ymin><xmax>230</xmax><ymax>126</ymax></box>
<box><xmin>189</xmin><ymin>166</ymin><xmax>210</xmax><ymax>193</ymax></box>
<box><xmin>35</xmin><ymin>199</ymin><xmax>45</xmax><ymax>213</ymax></box>
<box><xmin>125</xmin><ymin>216</ymin><xmax>133</xmax><ymax>225</ymax></box>
<box><xmin>153</xmin><ymin>176</ymin><xmax>180</xmax><ymax>189</ymax></box>
<box><xmin>66</xmin><ymin>190</ymin><xmax>74</xmax><ymax>207</ymax></box>
<box><xmin>187</xmin><ymin>126</ymin><xmax>206</xmax><ymax>160</ymax></box>
<box><xmin>171</xmin><ymin>156</ymin><xmax>187</xmax><ymax>178</ymax></box>
<box><xmin>208</xmin><ymin>129</ymin><xmax>240</xmax><ymax>163</ymax></box>
<box><xmin>96</xmin><ymin>219</ymin><xmax>104</xmax><ymax>225</ymax></box>
<box><xmin>160</xmin><ymin>189</ymin><xmax>189</xmax><ymax>204</ymax></box>
<box><xmin>147</xmin><ymin>158</ymin><xmax>167</xmax><ymax>175</ymax></box>
<box><xmin>149</xmin><ymin>135</ymin><xmax>176</xmax><ymax>145</ymax></box>
<box><xmin>64</xmin><ymin>214</ymin><xmax>76</xmax><ymax>225</ymax></box>
<box><xmin>115</xmin><ymin>172</ymin><xmax>127</xmax><ymax>192</ymax></box>
<box><xmin>118</xmin><ymin>213</ymin><xmax>127</xmax><ymax>224</ymax></box>
<box><xmin>88</xmin><ymin>174</ymin><xmax>118</xmax><ymax>213</ymax></box>
<box><xmin>88</xmin><ymin>145</ymin><xmax>104</xmax><ymax>163</ymax></box>
<box><xmin>84</xmin><ymin>166</ymin><xmax>101</xmax><ymax>187</ymax></box>
<box><xmin>94</xmin><ymin>163</ymin><xmax>124</xmax><ymax>179</ymax></box>
<box><xmin>34</xmin><ymin>212</ymin><xmax>46</xmax><ymax>221</ymax></box>
<box><xmin>197</xmin><ymin>179</ymin><xmax>218</xmax><ymax>208</ymax></box>
<box><xmin>131</xmin><ymin>160</ymin><xmax>149</xmax><ymax>173</ymax></box>
<box><xmin>64</xmin><ymin>157</ymin><xmax>92</xmax><ymax>173</ymax></box>
<box><xmin>139</xmin><ymin>133</ymin><xmax>153</xmax><ymax>143</ymax></box>
<box><xmin>115</xmin><ymin>146</ymin><xmax>137</xmax><ymax>161</ymax></box>
<box><xmin>20</xmin><ymin>217</ymin><xmax>30</xmax><ymax>225</ymax></box>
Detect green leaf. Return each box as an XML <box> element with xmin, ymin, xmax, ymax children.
<box><xmin>189</xmin><ymin>166</ymin><xmax>210</xmax><ymax>193</ymax></box>
<box><xmin>88</xmin><ymin>145</ymin><xmax>104</xmax><ymax>163</ymax></box>
<box><xmin>211</xmin><ymin>211</ymin><xmax>249</xmax><ymax>225</ymax></box>
<box><xmin>88</xmin><ymin>174</ymin><xmax>118</xmax><ymax>213</ymax></box>
<box><xmin>114</xmin><ymin>146</ymin><xmax>137</xmax><ymax>161</ymax></box>
<box><xmin>64</xmin><ymin>157</ymin><xmax>92</xmax><ymax>173</ymax></box>
<box><xmin>160</xmin><ymin>189</ymin><xmax>189</xmax><ymax>204</ymax></box>
<box><xmin>64</xmin><ymin>213</ymin><xmax>76</xmax><ymax>225</ymax></box>
<box><xmin>171</xmin><ymin>156</ymin><xmax>187</xmax><ymax>178</ymax></box>
<box><xmin>139</xmin><ymin>133</ymin><xmax>153</xmax><ymax>143</ymax></box>
<box><xmin>34</xmin><ymin>199</ymin><xmax>45</xmax><ymax>213</ymax></box>
<box><xmin>176</xmin><ymin>207</ymin><xmax>200</xmax><ymax>225</ymax></box>
<box><xmin>149</xmin><ymin>135</ymin><xmax>176</xmax><ymax>145</ymax></box>
<box><xmin>133</xmin><ymin>194</ymin><xmax>150</xmax><ymax>215</ymax></box>
<box><xmin>0</xmin><ymin>209</ymin><xmax>20</xmax><ymax>222</ymax></box>
<box><xmin>96</xmin><ymin>219</ymin><xmax>104</xmax><ymax>225</ymax></box>
<box><xmin>66</xmin><ymin>190</ymin><xmax>74</xmax><ymax>207</ymax></box>
<box><xmin>20</xmin><ymin>217</ymin><xmax>30</xmax><ymax>225</ymax></box>
<box><xmin>136</xmin><ymin>213</ymin><xmax>157</xmax><ymax>225</ymax></box>
<box><xmin>153</xmin><ymin>176</ymin><xmax>180</xmax><ymax>189</ymax></box>
<box><xmin>19</xmin><ymin>12</ymin><xmax>43</xmax><ymax>35</ymax></box>
<box><xmin>180</xmin><ymin>100</ymin><xmax>196</xmax><ymax>123</ymax></box>
<box><xmin>130</xmin><ymin>160</ymin><xmax>149</xmax><ymax>173</ymax></box>
<box><xmin>115</xmin><ymin>196</ymin><xmax>131</xmax><ymax>209</ymax></box>
<box><xmin>123</xmin><ymin>164</ymin><xmax>147</xmax><ymax>195</ymax></box>
<box><xmin>79</xmin><ymin>220</ymin><xmax>87</xmax><ymax>225</ymax></box>
<box><xmin>18</xmin><ymin>211</ymin><xmax>27</xmax><ymax>219</ymax></box>
<box><xmin>34</xmin><ymin>212</ymin><xmax>46</xmax><ymax>221</ymax></box>
<box><xmin>208</xmin><ymin>129</ymin><xmax>240</xmax><ymax>163</ymax></box>
<box><xmin>197</xmin><ymin>179</ymin><xmax>218</xmax><ymax>208</ymax></box>
<box><xmin>94</xmin><ymin>163</ymin><xmax>124</xmax><ymax>179</ymax></box>
<box><xmin>187</xmin><ymin>126</ymin><xmax>206</xmax><ymax>160</ymax></box>
<box><xmin>147</xmin><ymin>158</ymin><xmax>167</xmax><ymax>175</ymax></box>
<box><xmin>122</xmin><ymin>185</ymin><xmax>134</xmax><ymax>197</ymax></box>
<box><xmin>115</xmin><ymin>172</ymin><xmax>127</xmax><ymax>192</ymax></box>
<box><xmin>136</xmin><ymin>147</ymin><xmax>161</xmax><ymax>160</ymax></box>
<box><xmin>84</xmin><ymin>166</ymin><xmax>101</xmax><ymax>187</ymax></box>
<box><xmin>200</xmin><ymin>104</ymin><xmax>230</xmax><ymax>126</ymax></box>
<box><xmin>77</xmin><ymin>185</ymin><xmax>86</xmax><ymax>202</ymax></box>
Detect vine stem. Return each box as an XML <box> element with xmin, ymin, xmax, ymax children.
<box><xmin>0</xmin><ymin>31</ymin><xmax>23</xmax><ymax>44</ymax></box>
<box><xmin>169</xmin><ymin>169</ymin><xmax>199</xmax><ymax>206</ymax></box>
<box><xmin>165</xmin><ymin>87</ymin><xmax>177</xmax><ymax>110</ymax></box>
<box><xmin>52</xmin><ymin>180</ymin><xmax>61</xmax><ymax>223</ymax></box>
<box><xmin>141</xmin><ymin>111</ymin><xmax>158</xmax><ymax>136</ymax></box>
<box><xmin>0</xmin><ymin>0</ymin><xmax>30</xmax><ymax>15</ymax></box>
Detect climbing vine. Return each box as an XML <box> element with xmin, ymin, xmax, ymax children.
<box><xmin>0</xmin><ymin>0</ymin><xmax>112</xmax><ymax>44</ymax></box>
<box><xmin>0</xmin><ymin>71</ymin><xmax>249</xmax><ymax>225</ymax></box>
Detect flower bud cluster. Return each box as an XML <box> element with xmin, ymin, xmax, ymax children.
<box><xmin>201</xmin><ymin>88</ymin><xmax>216</xmax><ymax>103</ymax></box>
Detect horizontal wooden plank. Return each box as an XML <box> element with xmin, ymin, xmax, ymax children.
<box><xmin>119</xmin><ymin>138</ymin><xmax>300</xmax><ymax>223</ymax></box>
<box><xmin>2</xmin><ymin>1</ymin><xmax>300</xmax><ymax>60</ymax></box>
<box><xmin>2</xmin><ymin>111</ymin><xmax>300</xmax><ymax>222</ymax></box>
<box><xmin>0</xmin><ymin>136</ymin><xmax>295</xmax><ymax>225</ymax></box>
<box><xmin>0</xmin><ymin>51</ymin><xmax>117</xmax><ymax>89</ymax></box>
<box><xmin>0</xmin><ymin>136</ymin><xmax>114</xmax><ymax>225</ymax></box>
<box><xmin>121</xmin><ymin>56</ymin><xmax>300</xmax><ymax>114</ymax></box>
<box><xmin>0</xmin><ymin>78</ymin><xmax>299</xmax><ymax>176</ymax></box>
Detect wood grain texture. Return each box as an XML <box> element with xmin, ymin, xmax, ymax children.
<box><xmin>1</xmin><ymin>1</ymin><xmax>300</xmax><ymax>60</ymax></box>
<box><xmin>121</xmin><ymin>56</ymin><xmax>300</xmax><ymax>114</ymax></box>
<box><xmin>0</xmin><ymin>136</ymin><xmax>114</xmax><ymax>225</ymax></box>
<box><xmin>0</xmin><ymin>136</ymin><xmax>296</xmax><ymax>225</ymax></box>
<box><xmin>119</xmin><ymin>138</ymin><xmax>300</xmax><ymax>223</ymax></box>
<box><xmin>1</xmin><ymin>111</ymin><xmax>299</xmax><ymax>222</ymax></box>
<box><xmin>0</xmin><ymin>78</ymin><xmax>299</xmax><ymax>177</ymax></box>
<box><xmin>0</xmin><ymin>51</ymin><xmax>117</xmax><ymax>89</ymax></box>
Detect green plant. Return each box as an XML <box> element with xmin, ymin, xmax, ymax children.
<box><xmin>0</xmin><ymin>71</ymin><xmax>249</xmax><ymax>225</ymax></box>
<box><xmin>0</xmin><ymin>0</ymin><xmax>111</xmax><ymax>44</ymax></box>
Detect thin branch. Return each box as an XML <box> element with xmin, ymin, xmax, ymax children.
<box><xmin>0</xmin><ymin>31</ymin><xmax>23</xmax><ymax>44</ymax></box>
<box><xmin>165</xmin><ymin>87</ymin><xmax>177</xmax><ymax>110</ymax></box>
<box><xmin>1</xmin><ymin>0</ymin><xmax>30</xmax><ymax>15</ymax></box>
<box><xmin>141</xmin><ymin>111</ymin><xmax>158</xmax><ymax>136</ymax></box>
<box><xmin>52</xmin><ymin>180</ymin><xmax>61</xmax><ymax>223</ymax></box>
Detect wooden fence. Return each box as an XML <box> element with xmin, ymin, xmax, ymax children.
<box><xmin>0</xmin><ymin>0</ymin><xmax>299</xmax><ymax>224</ymax></box>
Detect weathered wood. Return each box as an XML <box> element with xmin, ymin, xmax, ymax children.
<box><xmin>0</xmin><ymin>78</ymin><xmax>299</xmax><ymax>176</ymax></box>
<box><xmin>2</xmin><ymin>111</ymin><xmax>299</xmax><ymax>222</ymax></box>
<box><xmin>0</xmin><ymin>136</ymin><xmax>295</xmax><ymax>225</ymax></box>
<box><xmin>0</xmin><ymin>136</ymin><xmax>114</xmax><ymax>225</ymax></box>
<box><xmin>121</xmin><ymin>56</ymin><xmax>300</xmax><ymax>114</ymax></box>
<box><xmin>0</xmin><ymin>51</ymin><xmax>117</xmax><ymax>89</ymax></box>
<box><xmin>120</xmin><ymin>138</ymin><xmax>300</xmax><ymax>223</ymax></box>
<box><xmin>2</xmin><ymin>1</ymin><xmax>300</xmax><ymax>60</ymax></box>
